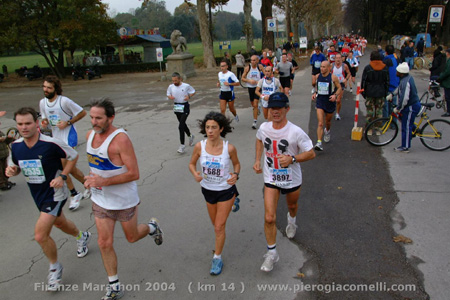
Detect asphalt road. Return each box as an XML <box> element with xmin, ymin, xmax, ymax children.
<box><xmin>0</xmin><ymin>50</ymin><xmax>448</xmax><ymax>300</ymax></box>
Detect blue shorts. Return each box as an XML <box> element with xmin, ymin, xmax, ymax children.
<box><xmin>316</xmin><ymin>97</ymin><xmax>336</xmax><ymax>114</ymax></box>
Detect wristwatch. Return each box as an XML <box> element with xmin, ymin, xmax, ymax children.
<box><xmin>67</xmin><ymin>120</ymin><xmax>72</xmax><ymax>125</ymax></box>
<box><xmin>59</xmin><ymin>174</ymin><xmax>67</xmax><ymax>180</ymax></box>
<box><xmin>233</xmin><ymin>172</ymin><xmax>240</xmax><ymax>180</ymax></box>
<box><xmin>291</xmin><ymin>156</ymin><xmax>297</xmax><ymax>164</ymax></box>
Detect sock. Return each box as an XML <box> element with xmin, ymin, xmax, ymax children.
<box><xmin>76</xmin><ymin>231</ymin><xmax>83</xmax><ymax>240</ymax></box>
<box><xmin>267</xmin><ymin>244</ymin><xmax>277</xmax><ymax>255</ymax></box>
<box><xmin>253</xmin><ymin>119</ymin><xmax>257</xmax><ymax>122</ymax></box>
<box><xmin>108</xmin><ymin>275</ymin><xmax>119</xmax><ymax>284</ymax></box>
<box><xmin>148</xmin><ymin>223</ymin><xmax>156</xmax><ymax>235</ymax></box>
<box><xmin>213</xmin><ymin>254</ymin><xmax>222</xmax><ymax>260</ymax></box>
<box><xmin>50</xmin><ymin>262</ymin><xmax>60</xmax><ymax>271</ymax></box>
<box><xmin>288</xmin><ymin>214</ymin><xmax>296</xmax><ymax>224</ymax></box>
<box><xmin>70</xmin><ymin>189</ymin><xmax>77</xmax><ymax>196</ymax></box>
<box><xmin>317</xmin><ymin>140</ymin><xmax>322</xmax><ymax>143</ymax></box>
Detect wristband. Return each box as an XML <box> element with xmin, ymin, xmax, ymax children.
<box><xmin>233</xmin><ymin>172</ymin><xmax>240</xmax><ymax>180</ymax></box>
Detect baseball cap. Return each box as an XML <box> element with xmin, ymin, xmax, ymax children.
<box><xmin>268</xmin><ymin>92</ymin><xmax>289</xmax><ymax>108</ymax></box>
<box><xmin>396</xmin><ymin>62</ymin><xmax>410</xmax><ymax>74</ymax></box>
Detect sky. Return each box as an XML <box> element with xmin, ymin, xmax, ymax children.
<box><xmin>102</xmin><ymin>0</ymin><xmax>263</xmax><ymax>20</ymax></box>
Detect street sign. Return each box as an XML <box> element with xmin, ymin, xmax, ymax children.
<box><xmin>156</xmin><ymin>48</ymin><xmax>163</xmax><ymax>62</ymax></box>
<box><xmin>429</xmin><ymin>6</ymin><xmax>444</xmax><ymax>23</ymax></box>
<box><xmin>299</xmin><ymin>37</ymin><xmax>308</xmax><ymax>49</ymax></box>
<box><xmin>267</xmin><ymin>18</ymin><xmax>276</xmax><ymax>32</ymax></box>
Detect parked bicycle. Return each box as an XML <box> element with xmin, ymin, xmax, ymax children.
<box><xmin>414</xmin><ymin>55</ymin><xmax>432</xmax><ymax>70</ymax></box>
<box><xmin>420</xmin><ymin>80</ymin><xmax>447</xmax><ymax>112</ymax></box>
<box><xmin>365</xmin><ymin>102</ymin><xmax>450</xmax><ymax>151</ymax></box>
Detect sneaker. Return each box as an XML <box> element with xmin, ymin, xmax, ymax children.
<box><xmin>286</xmin><ymin>213</ymin><xmax>298</xmax><ymax>239</ymax></box>
<box><xmin>350</xmin><ymin>88</ymin><xmax>353</xmax><ymax>93</ymax></box>
<box><xmin>232</xmin><ymin>197</ymin><xmax>240</xmax><ymax>212</ymax></box>
<box><xmin>311</xmin><ymin>88</ymin><xmax>315</xmax><ymax>94</ymax></box>
<box><xmin>323</xmin><ymin>129</ymin><xmax>331</xmax><ymax>143</ymax></box>
<box><xmin>252</xmin><ymin>121</ymin><xmax>257</xmax><ymax>130</ymax></box>
<box><xmin>77</xmin><ymin>231</ymin><xmax>91</xmax><ymax>258</ymax></box>
<box><xmin>234</xmin><ymin>115</ymin><xmax>239</xmax><ymax>123</ymax></box>
<box><xmin>69</xmin><ymin>192</ymin><xmax>82</xmax><ymax>211</ymax></box>
<box><xmin>441</xmin><ymin>112</ymin><xmax>450</xmax><ymax>117</ymax></box>
<box><xmin>47</xmin><ymin>264</ymin><xmax>63</xmax><ymax>291</ymax></box>
<box><xmin>82</xmin><ymin>188</ymin><xmax>91</xmax><ymax>200</ymax></box>
<box><xmin>148</xmin><ymin>218</ymin><xmax>164</xmax><ymax>245</ymax></box>
<box><xmin>102</xmin><ymin>283</ymin><xmax>124</xmax><ymax>300</ymax></box>
<box><xmin>177</xmin><ymin>145</ymin><xmax>185</xmax><ymax>154</ymax></box>
<box><xmin>189</xmin><ymin>135</ymin><xmax>195</xmax><ymax>147</ymax></box>
<box><xmin>314</xmin><ymin>142</ymin><xmax>323</xmax><ymax>151</ymax></box>
<box><xmin>394</xmin><ymin>146</ymin><xmax>409</xmax><ymax>153</ymax></box>
<box><xmin>335</xmin><ymin>113</ymin><xmax>341</xmax><ymax>120</ymax></box>
<box><xmin>210</xmin><ymin>258</ymin><xmax>223</xmax><ymax>275</ymax></box>
<box><xmin>260</xmin><ymin>251</ymin><xmax>279</xmax><ymax>272</ymax></box>
<box><xmin>288</xmin><ymin>90</ymin><xmax>292</xmax><ymax>96</ymax></box>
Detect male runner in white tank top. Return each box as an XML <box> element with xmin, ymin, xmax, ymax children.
<box><xmin>84</xmin><ymin>99</ymin><xmax>164</xmax><ymax>300</ymax></box>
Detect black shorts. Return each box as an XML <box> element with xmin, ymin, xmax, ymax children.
<box><xmin>290</xmin><ymin>73</ymin><xmax>295</xmax><ymax>80</ymax></box>
<box><xmin>316</xmin><ymin>97</ymin><xmax>336</xmax><ymax>114</ymax></box>
<box><xmin>39</xmin><ymin>199</ymin><xmax>67</xmax><ymax>217</ymax></box>
<box><xmin>220</xmin><ymin>91</ymin><xmax>234</xmax><ymax>102</ymax></box>
<box><xmin>350</xmin><ymin>67</ymin><xmax>356</xmax><ymax>77</ymax></box>
<box><xmin>280</xmin><ymin>77</ymin><xmax>291</xmax><ymax>88</ymax></box>
<box><xmin>248</xmin><ymin>87</ymin><xmax>258</xmax><ymax>102</ymax></box>
<box><xmin>264</xmin><ymin>183</ymin><xmax>301</xmax><ymax>195</ymax></box>
<box><xmin>201</xmin><ymin>185</ymin><xmax>239</xmax><ymax>205</ymax></box>
<box><xmin>312</xmin><ymin>67</ymin><xmax>320</xmax><ymax>75</ymax></box>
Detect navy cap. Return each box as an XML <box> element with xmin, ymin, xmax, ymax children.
<box><xmin>268</xmin><ymin>92</ymin><xmax>289</xmax><ymax>108</ymax></box>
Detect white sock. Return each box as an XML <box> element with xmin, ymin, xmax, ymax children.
<box><xmin>49</xmin><ymin>262</ymin><xmax>60</xmax><ymax>271</ymax></box>
<box><xmin>288</xmin><ymin>213</ymin><xmax>296</xmax><ymax>224</ymax></box>
<box><xmin>213</xmin><ymin>254</ymin><xmax>222</xmax><ymax>260</ymax></box>
<box><xmin>108</xmin><ymin>275</ymin><xmax>119</xmax><ymax>283</ymax></box>
<box><xmin>148</xmin><ymin>223</ymin><xmax>156</xmax><ymax>235</ymax></box>
<box><xmin>267</xmin><ymin>244</ymin><xmax>277</xmax><ymax>255</ymax></box>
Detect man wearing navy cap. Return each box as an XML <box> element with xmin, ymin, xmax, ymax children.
<box><xmin>253</xmin><ymin>92</ymin><xmax>315</xmax><ymax>272</ymax></box>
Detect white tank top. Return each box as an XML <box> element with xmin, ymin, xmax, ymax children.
<box><xmin>86</xmin><ymin>128</ymin><xmax>139</xmax><ymax>210</ymax></box>
<box><xmin>199</xmin><ymin>140</ymin><xmax>232</xmax><ymax>191</ymax></box>
<box><xmin>246</xmin><ymin>66</ymin><xmax>262</xmax><ymax>88</ymax></box>
<box><xmin>333</xmin><ymin>64</ymin><xmax>345</xmax><ymax>83</ymax></box>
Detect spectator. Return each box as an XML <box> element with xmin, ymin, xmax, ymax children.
<box><xmin>438</xmin><ymin>49</ymin><xmax>450</xmax><ymax>117</ymax></box>
<box><xmin>235</xmin><ymin>51</ymin><xmax>246</xmax><ymax>81</ymax></box>
<box><xmin>429</xmin><ymin>46</ymin><xmax>446</xmax><ymax>81</ymax></box>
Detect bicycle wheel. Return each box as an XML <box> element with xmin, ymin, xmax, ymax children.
<box><xmin>419</xmin><ymin>119</ymin><xmax>450</xmax><ymax>151</ymax></box>
<box><xmin>420</xmin><ymin>91</ymin><xmax>429</xmax><ymax>105</ymax></box>
<box><xmin>365</xmin><ymin>117</ymin><xmax>398</xmax><ymax>146</ymax></box>
<box><xmin>414</xmin><ymin>57</ymin><xmax>424</xmax><ymax>70</ymax></box>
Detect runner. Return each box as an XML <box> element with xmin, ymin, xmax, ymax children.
<box><xmin>253</xmin><ymin>92</ymin><xmax>315</xmax><ymax>272</ymax></box>
<box><xmin>255</xmin><ymin>66</ymin><xmax>282</xmax><ymax>120</ymax></box>
<box><xmin>217</xmin><ymin>60</ymin><xmax>240</xmax><ymax>122</ymax></box>
<box><xmin>7</xmin><ymin>107</ymin><xmax>91</xmax><ymax>291</ymax></box>
<box><xmin>346</xmin><ymin>51</ymin><xmax>359</xmax><ymax>93</ymax></box>
<box><xmin>332</xmin><ymin>53</ymin><xmax>351</xmax><ymax>120</ymax></box>
<box><xmin>327</xmin><ymin>45</ymin><xmax>339</xmax><ymax>64</ymax></box>
<box><xmin>84</xmin><ymin>99</ymin><xmax>164</xmax><ymax>300</ymax></box>
<box><xmin>189</xmin><ymin>112</ymin><xmax>241</xmax><ymax>275</ymax></box>
<box><xmin>310</xmin><ymin>46</ymin><xmax>327</xmax><ymax>94</ymax></box>
<box><xmin>167</xmin><ymin>72</ymin><xmax>196</xmax><ymax>154</ymax></box>
<box><xmin>241</xmin><ymin>55</ymin><xmax>264</xmax><ymax>129</ymax></box>
<box><xmin>39</xmin><ymin>75</ymin><xmax>90</xmax><ymax>211</ymax></box>
<box><xmin>312</xmin><ymin>61</ymin><xmax>342</xmax><ymax>151</ymax></box>
<box><xmin>287</xmin><ymin>53</ymin><xmax>299</xmax><ymax>96</ymax></box>
<box><xmin>274</xmin><ymin>54</ymin><xmax>293</xmax><ymax>96</ymax></box>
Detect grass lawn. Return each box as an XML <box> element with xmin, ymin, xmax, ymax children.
<box><xmin>0</xmin><ymin>39</ymin><xmax>264</xmax><ymax>72</ymax></box>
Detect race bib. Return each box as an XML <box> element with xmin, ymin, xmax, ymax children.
<box><xmin>202</xmin><ymin>158</ymin><xmax>225</xmax><ymax>183</ymax></box>
<box><xmin>48</xmin><ymin>114</ymin><xmax>61</xmax><ymax>126</ymax></box>
<box><xmin>314</xmin><ymin>61</ymin><xmax>321</xmax><ymax>68</ymax></box>
<box><xmin>269</xmin><ymin>168</ymin><xmax>292</xmax><ymax>187</ymax></box>
<box><xmin>173</xmin><ymin>104</ymin><xmax>185</xmax><ymax>113</ymax></box>
<box><xmin>318</xmin><ymin>82</ymin><xmax>330</xmax><ymax>95</ymax></box>
<box><xmin>19</xmin><ymin>159</ymin><xmax>46</xmax><ymax>184</ymax></box>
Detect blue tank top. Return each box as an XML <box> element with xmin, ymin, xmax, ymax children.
<box><xmin>316</xmin><ymin>73</ymin><xmax>335</xmax><ymax>102</ymax></box>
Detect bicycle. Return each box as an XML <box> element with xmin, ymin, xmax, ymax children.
<box><xmin>414</xmin><ymin>55</ymin><xmax>432</xmax><ymax>70</ymax></box>
<box><xmin>364</xmin><ymin>102</ymin><xmax>450</xmax><ymax>151</ymax></box>
<box><xmin>420</xmin><ymin>80</ymin><xmax>447</xmax><ymax>112</ymax></box>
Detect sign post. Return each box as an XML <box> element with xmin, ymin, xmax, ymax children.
<box><xmin>267</xmin><ymin>17</ymin><xmax>276</xmax><ymax>50</ymax></box>
<box><xmin>425</xmin><ymin>5</ymin><xmax>445</xmax><ymax>48</ymax></box>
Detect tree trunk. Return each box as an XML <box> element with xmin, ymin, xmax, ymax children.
<box><xmin>261</xmin><ymin>0</ymin><xmax>274</xmax><ymax>50</ymax></box>
<box><xmin>244</xmin><ymin>0</ymin><xmax>254</xmax><ymax>53</ymax></box>
<box><xmin>197</xmin><ymin>0</ymin><xmax>216</xmax><ymax>68</ymax></box>
<box><xmin>285</xmin><ymin>0</ymin><xmax>291</xmax><ymax>42</ymax></box>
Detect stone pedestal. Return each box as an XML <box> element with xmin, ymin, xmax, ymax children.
<box><xmin>166</xmin><ymin>53</ymin><xmax>196</xmax><ymax>79</ymax></box>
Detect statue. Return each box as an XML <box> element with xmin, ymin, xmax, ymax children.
<box><xmin>170</xmin><ymin>30</ymin><xmax>187</xmax><ymax>54</ymax></box>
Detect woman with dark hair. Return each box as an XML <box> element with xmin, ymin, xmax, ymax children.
<box><xmin>189</xmin><ymin>112</ymin><xmax>240</xmax><ymax>276</ymax></box>
<box><xmin>430</xmin><ymin>46</ymin><xmax>446</xmax><ymax>80</ymax></box>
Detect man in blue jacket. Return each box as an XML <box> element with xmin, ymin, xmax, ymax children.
<box><xmin>387</xmin><ymin>62</ymin><xmax>421</xmax><ymax>152</ymax></box>
<box><xmin>383</xmin><ymin>45</ymin><xmax>400</xmax><ymax>117</ymax></box>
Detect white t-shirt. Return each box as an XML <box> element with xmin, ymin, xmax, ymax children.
<box><xmin>257</xmin><ymin>77</ymin><xmax>281</xmax><ymax>108</ymax></box>
<box><xmin>256</xmin><ymin>121</ymin><xmax>313</xmax><ymax>188</ymax></box>
<box><xmin>39</xmin><ymin>95</ymin><xmax>84</xmax><ymax>147</ymax></box>
<box><xmin>218</xmin><ymin>71</ymin><xmax>238</xmax><ymax>92</ymax></box>
<box><xmin>166</xmin><ymin>82</ymin><xmax>195</xmax><ymax>104</ymax></box>
<box><xmin>246</xmin><ymin>66</ymin><xmax>262</xmax><ymax>88</ymax></box>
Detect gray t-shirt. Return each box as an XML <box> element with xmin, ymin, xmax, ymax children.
<box><xmin>275</xmin><ymin>61</ymin><xmax>293</xmax><ymax>78</ymax></box>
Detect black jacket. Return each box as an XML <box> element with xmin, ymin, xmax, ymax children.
<box><xmin>430</xmin><ymin>52</ymin><xmax>446</xmax><ymax>78</ymax></box>
<box><xmin>361</xmin><ymin>60</ymin><xmax>390</xmax><ymax>98</ymax></box>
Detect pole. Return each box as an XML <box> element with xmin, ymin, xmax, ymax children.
<box><xmin>425</xmin><ymin>5</ymin><xmax>431</xmax><ymax>51</ymax></box>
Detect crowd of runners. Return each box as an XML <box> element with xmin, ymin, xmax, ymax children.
<box><xmin>3</xmin><ymin>32</ymin><xmax>448</xmax><ymax>300</ymax></box>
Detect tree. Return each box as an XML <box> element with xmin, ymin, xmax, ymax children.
<box><xmin>243</xmin><ymin>0</ymin><xmax>254</xmax><ymax>52</ymax></box>
<box><xmin>0</xmin><ymin>0</ymin><xmax>117</xmax><ymax>78</ymax></box>
<box><xmin>261</xmin><ymin>0</ymin><xmax>275</xmax><ymax>50</ymax></box>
